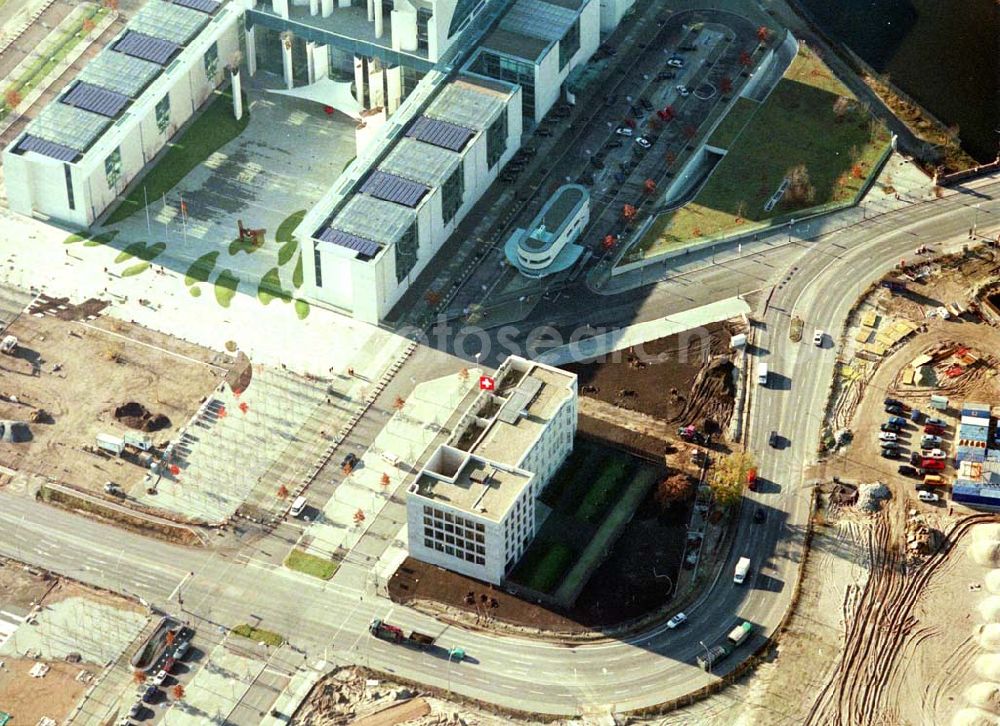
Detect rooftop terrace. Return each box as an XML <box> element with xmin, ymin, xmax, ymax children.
<box><xmin>414</xmin><ymin>451</ymin><xmax>532</xmax><ymax>521</ymax></box>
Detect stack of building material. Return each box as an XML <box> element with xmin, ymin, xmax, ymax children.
<box><xmin>957</xmin><ymin>402</ymin><xmax>991</xmax><ymax>465</ymax></box>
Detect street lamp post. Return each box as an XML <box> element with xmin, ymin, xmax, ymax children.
<box><xmin>446</xmin><ymin>649</ymin><xmax>457</xmax><ymax>698</ymax></box>
<box><xmin>699</xmin><ymin>640</ymin><xmax>712</xmax><ymax>670</ymax></box>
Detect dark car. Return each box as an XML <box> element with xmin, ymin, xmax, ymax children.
<box><xmin>881</xmin><ymin>422</ymin><xmax>900</xmax><ymax>432</ymax></box>
<box><xmin>926</xmin><ymin>417</ymin><xmax>948</xmax><ymax>427</ymax></box>
<box><xmin>768</xmin><ymin>430</ymin><xmax>779</xmax><ymax>448</ymax></box>
<box><xmin>589</xmin><ymin>157</ymin><xmax>604</xmax><ymax>169</ymax></box>
<box><xmin>656</xmin><ymin>71</ymin><xmax>677</xmax><ymax>81</ymax></box>
<box><xmin>679</xmin><ymin>44</ymin><xmax>697</xmax><ymax>51</ymax></box>
<box><xmin>537</xmin><ymin>127</ymin><xmax>553</xmax><ymax>137</ymax></box>
<box><xmin>884</xmin><ymin>397</ymin><xmax>903</xmax><ymax>408</ymax></box>
<box><xmin>898</xmin><ymin>465</ymin><xmax>918</xmax><ymax>477</ymax></box>
<box><xmin>924</xmin><ymin>424</ymin><xmax>946</xmax><ymax>435</ymax></box>
<box><xmin>142</xmin><ymin>685</ymin><xmax>158</xmax><ymax>704</ymax></box>
<box><xmin>639</xmin><ymin>98</ymin><xmax>654</xmax><ymax>111</ymax></box>
<box><xmin>606</xmin><ymin>139</ymin><xmax>623</xmax><ymax>149</ymax></box>
<box><xmin>885</xmin><ymin>404</ymin><xmax>904</xmax><ymax>415</ymax></box>
<box><xmin>753</xmin><ymin>507</ymin><xmax>766</xmax><ymax>523</ymax></box>
<box><xmin>578</xmin><ymin>173</ymin><xmax>594</xmax><ymax>186</ymax></box>
<box><xmin>910</xmin><ymin>450</ymin><xmax>922</xmax><ymax>466</ymax></box>
<box><xmin>341</xmin><ymin>453</ymin><xmax>359</xmax><ymax>468</ymax></box>
<box><xmin>881</xmin><ymin>447</ymin><xmax>900</xmax><ymax>459</ymax></box>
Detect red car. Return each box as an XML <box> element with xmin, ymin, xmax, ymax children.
<box><xmin>747</xmin><ymin>468</ymin><xmax>758</xmax><ymax>491</ymax></box>
<box><xmin>924</xmin><ymin>424</ymin><xmax>945</xmax><ymax>435</ymax></box>
<box><xmin>920</xmin><ymin>458</ymin><xmax>946</xmax><ymax>471</ymax></box>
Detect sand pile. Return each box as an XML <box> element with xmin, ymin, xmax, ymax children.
<box><xmin>975</xmin><ymin>655</ymin><xmax>1000</xmax><ymax>681</ymax></box>
<box><xmin>952</xmin><ymin>707</ymin><xmax>1000</xmax><ymax>726</ymax></box>
<box><xmin>857</xmin><ymin>482</ymin><xmax>891</xmax><ymax>512</ymax></box>
<box><xmin>976</xmin><ymin>624</ymin><xmax>1000</xmax><ymax>651</ymax></box>
<box><xmin>971</xmin><ymin>541</ymin><xmax>1000</xmax><ymax>568</ymax></box>
<box><xmin>980</xmin><ymin>597</ymin><xmax>1000</xmax><ymax>623</ymax></box>
<box><xmin>966</xmin><ymin>683</ymin><xmax>1000</xmax><ymax>714</ymax></box>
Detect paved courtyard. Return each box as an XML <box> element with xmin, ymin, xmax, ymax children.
<box><xmin>296</xmin><ymin>368</ymin><xmax>482</xmax><ymax>561</ymax></box>
<box><xmin>103</xmin><ymin>85</ymin><xmax>357</xmax><ymax>298</ymax></box>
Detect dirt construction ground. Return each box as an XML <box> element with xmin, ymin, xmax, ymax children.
<box><xmin>0</xmin><ymin>300</ymin><xmax>229</xmax><ymax>496</ymax></box>
<box><xmin>0</xmin><ymin>657</ymin><xmax>93</xmax><ymax>725</ymax></box>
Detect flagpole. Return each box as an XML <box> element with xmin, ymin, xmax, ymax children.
<box><xmin>144</xmin><ymin>186</ymin><xmax>151</xmax><ymax>238</ymax></box>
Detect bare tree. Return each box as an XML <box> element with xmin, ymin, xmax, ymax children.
<box><xmin>784</xmin><ymin>165</ymin><xmax>815</xmax><ymax>206</ymax></box>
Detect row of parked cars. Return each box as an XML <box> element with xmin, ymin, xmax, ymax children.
<box><xmin>880</xmin><ymin>398</ymin><xmax>950</xmax><ymax>502</ymax></box>
<box><xmin>123</xmin><ymin>631</ymin><xmax>193</xmax><ymax>724</ymax></box>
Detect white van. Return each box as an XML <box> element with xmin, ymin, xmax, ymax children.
<box><xmin>734</xmin><ymin>556</ymin><xmax>751</xmax><ymax>585</ymax></box>
<box><xmin>381</xmin><ymin>451</ymin><xmax>400</xmax><ymax>467</ymax></box>
<box><xmin>290</xmin><ymin>496</ymin><xmax>307</xmax><ymax>518</ymax></box>
<box><xmin>757</xmin><ymin>363</ymin><xmax>768</xmax><ymax>386</ymax></box>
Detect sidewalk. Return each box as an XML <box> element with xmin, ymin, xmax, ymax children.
<box><xmin>536</xmin><ymin>296</ymin><xmax>750</xmax><ymax>365</ymax></box>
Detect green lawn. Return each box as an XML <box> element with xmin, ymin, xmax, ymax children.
<box><xmin>284</xmin><ymin>548</ymin><xmax>337</xmax><ymax>579</ymax></box>
<box><xmin>575</xmin><ymin>458</ymin><xmax>634</xmax><ymax>524</ymax></box>
<box><xmin>511</xmin><ymin>541</ymin><xmax>574</xmax><ymax>593</ymax></box>
<box><xmin>708</xmin><ymin>97</ymin><xmax>760</xmax><ymax>150</ymax></box>
<box><xmin>231</xmin><ymin>624</ymin><xmax>284</xmax><ymax>647</ymax></box>
<box><xmin>105</xmin><ymin>89</ymin><xmax>250</xmax><ymax>225</ymax></box>
<box><xmin>636</xmin><ymin>46</ymin><xmax>891</xmax><ymax>258</ymax></box>
<box><xmin>214</xmin><ymin>269</ymin><xmax>239</xmax><ymax>307</ymax></box>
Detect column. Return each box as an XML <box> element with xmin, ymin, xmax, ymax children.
<box><xmin>374</xmin><ymin>0</ymin><xmax>383</xmax><ymax>38</ymax></box>
<box><xmin>282</xmin><ymin>36</ymin><xmax>294</xmax><ymax>90</ymax></box>
<box><xmin>306</xmin><ymin>41</ymin><xmax>316</xmax><ymax>84</ymax></box>
<box><xmin>354</xmin><ymin>56</ymin><xmax>366</xmax><ymax>109</ymax></box>
<box><xmin>367</xmin><ymin>0</ymin><xmax>373</xmax><ymax>21</ymax></box>
<box><xmin>231</xmin><ymin>69</ymin><xmax>243</xmax><ymax>120</ymax></box>
<box><xmin>245</xmin><ymin>25</ymin><xmax>257</xmax><ymax>76</ymax></box>
<box><xmin>272</xmin><ymin>0</ymin><xmax>289</xmax><ymax>19</ymax></box>
<box><xmin>309</xmin><ymin>0</ymin><xmax>318</xmax><ymax>15</ymax></box>
<box><xmin>313</xmin><ymin>44</ymin><xmax>329</xmax><ymax>81</ymax></box>
<box><xmin>321</xmin><ymin>0</ymin><xmax>334</xmax><ymax>16</ymax></box>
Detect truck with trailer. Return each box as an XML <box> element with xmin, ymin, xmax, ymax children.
<box><xmin>368</xmin><ymin>619</ymin><xmax>437</xmax><ymax>649</ymax></box>
<box><xmin>697</xmin><ymin>643</ymin><xmax>732</xmax><ymax>671</ymax></box>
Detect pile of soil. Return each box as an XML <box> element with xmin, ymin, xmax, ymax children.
<box><xmin>114</xmin><ymin>401</ymin><xmax>170</xmax><ymax>432</ymax></box>
<box><xmin>678</xmin><ymin>355</ymin><xmax>736</xmax><ymax>433</ymax></box>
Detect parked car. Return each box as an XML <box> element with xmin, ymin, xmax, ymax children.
<box><xmin>926</xmin><ymin>417</ymin><xmax>948</xmax><ymax>427</ymax></box>
<box><xmin>910</xmin><ymin>451</ymin><xmax>922</xmax><ymax>466</ymax></box>
<box><xmin>128</xmin><ymin>702</ymin><xmax>144</xmax><ymax>719</ymax></box>
<box><xmin>141</xmin><ymin>685</ymin><xmax>158</xmax><ymax>704</ymax></box>
<box><xmin>925</xmin><ymin>448</ymin><xmax>947</xmax><ymax>459</ymax></box>
<box><xmin>635</xmin><ymin>136</ymin><xmax>652</xmax><ymax>149</ymax></box>
<box><xmin>918</xmin><ymin>491</ymin><xmax>941</xmax><ymax>503</ymax></box>
<box><xmin>675</xmin><ymin>85</ymin><xmax>690</xmax><ymax>96</ymax></box>
<box><xmin>667</xmin><ymin>612</ymin><xmax>688</xmax><ymax>629</ymax></box>
<box><xmin>537</xmin><ymin>127</ymin><xmax>553</xmax><ymax>137</ymax></box>
<box><xmin>881</xmin><ymin>422</ymin><xmax>900</xmax><ymax>432</ymax></box>
<box><xmin>910</xmin><ymin>408</ymin><xmax>923</xmax><ymax>422</ymax></box>
<box><xmin>341</xmin><ymin>452</ymin><xmax>359</xmax><ymax>469</ymax></box>
<box><xmin>656</xmin><ymin>70</ymin><xmax>677</xmax><ymax>80</ymax></box>
<box><xmin>747</xmin><ymin>468</ymin><xmax>758</xmax><ymax>491</ymax></box>
<box><xmin>152</xmin><ymin>669</ymin><xmax>168</xmax><ymax>686</ymax></box>
<box><xmin>924</xmin><ymin>424</ymin><xmax>946</xmax><ymax>435</ymax></box>
<box><xmin>884</xmin><ymin>397</ymin><xmax>903</xmax><ymax>408</ymax></box>
<box><xmin>881</xmin><ymin>447</ymin><xmax>900</xmax><ymax>459</ymax></box>
<box><xmin>173</xmin><ymin>640</ymin><xmax>190</xmax><ymax>660</ymax></box>
<box><xmin>615</xmin><ymin>126</ymin><xmax>634</xmax><ymax>137</ymax></box>
<box><xmin>878</xmin><ymin>432</ymin><xmax>898</xmax><ymax>442</ymax></box>
<box><xmin>679</xmin><ymin>43</ymin><xmax>697</xmax><ymax>51</ymax></box>
<box><xmin>897</xmin><ymin>465</ymin><xmax>918</xmax><ymax>477</ymax></box>
<box><xmin>606</xmin><ymin>139</ymin><xmax>623</xmax><ymax>149</ymax></box>
<box><xmin>639</xmin><ymin>98</ymin><xmax>654</xmax><ymax>111</ymax></box>
<box><xmin>667</xmin><ymin>57</ymin><xmax>685</xmax><ymax>68</ymax></box>
<box><xmin>768</xmin><ymin>430</ymin><xmax>779</xmax><ymax>448</ymax></box>
<box><xmin>922</xmin><ymin>434</ymin><xmax>942</xmax><ymax>445</ymax></box>
<box><xmin>887</xmin><ymin>415</ymin><xmax>907</xmax><ymax>427</ymax></box>
<box><xmin>880</xmin><ymin>440</ymin><xmax>900</xmax><ymax>450</ymax></box>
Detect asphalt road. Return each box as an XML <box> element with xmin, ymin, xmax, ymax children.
<box><xmin>0</xmin><ymin>175</ymin><xmax>997</xmax><ymax>716</ymax></box>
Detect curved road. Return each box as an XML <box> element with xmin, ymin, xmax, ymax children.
<box><xmin>0</xmin><ymin>175</ymin><xmax>997</xmax><ymax>717</ymax></box>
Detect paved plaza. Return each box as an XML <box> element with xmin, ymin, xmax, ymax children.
<box><xmin>296</xmin><ymin>368</ymin><xmax>482</xmax><ymax>561</ymax></box>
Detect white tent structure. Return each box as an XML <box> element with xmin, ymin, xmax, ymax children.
<box><xmin>268</xmin><ymin>78</ymin><xmax>363</xmax><ymax>120</ymax></box>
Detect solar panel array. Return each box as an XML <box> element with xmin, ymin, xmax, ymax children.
<box><xmin>360</xmin><ymin>170</ymin><xmax>429</xmax><ymax>208</ymax></box>
<box><xmin>61</xmin><ymin>82</ymin><xmax>130</xmax><ymax>118</ymax></box>
<box><xmin>78</xmin><ymin>50</ymin><xmax>161</xmax><ymax>98</ymax></box>
<box><xmin>171</xmin><ymin>0</ymin><xmax>220</xmax><ymax>13</ymax></box>
<box><xmin>406</xmin><ymin>116</ymin><xmax>474</xmax><ymax>152</ymax></box>
<box><xmin>318</xmin><ymin>227</ymin><xmax>381</xmax><ymax>259</ymax></box>
<box><xmin>15</xmin><ymin>134</ymin><xmax>79</xmax><ymax>162</ymax></box>
<box><xmin>113</xmin><ymin>31</ymin><xmax>180</xmax><ymax>66</ymax></box>
<box><xmin>131</xmin><ymin>0</ymin><xmax>208</xmax><ymax>45</ymax></box>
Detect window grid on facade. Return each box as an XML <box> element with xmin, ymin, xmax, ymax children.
<box><xmin>441</xmin><ymin>163</ymin><xmax>464</xmax><ymax>224</ymax></box>
<box><xmin>204</xmin><ymin>42</ymin><xmax>219</xmax><ymax>78</ymax></box>
<box><xmin>558</xmin><ymin>18</ymin><xmax>580</xmax><ymax>70</ymax></box>
<box><xmin>471</xmin><ymin>51</ymin><xmax>534</xmax><ymax>120</ymax></box>
<box><xmin>155</xmin><ymin>94</ymin><xmax>171</xmax><ymax>133</ymax></box>
<box><xmin>104</xmin><ymin>147</ymin><xmax>122</xmax><ymax>187</ymax></box>
<box><xmin>486</xmin><ymin>111</ymin><xmax>507</xmax><ymax>169</ymax></box>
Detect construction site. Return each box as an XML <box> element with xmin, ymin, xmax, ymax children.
<box><xmin>729</xmin><ymin>244</ymin><xmax>1000</xmax><ymax>725</ymax></box>
<box><xmin>0</xmin><ymin>558</ymin><xmax>149</xmax><ymax>726</ymax></box>
<box><xmin>0</xmin><ymin>292</ymin><xmax>227</xmax><ymax>501</ymax></box>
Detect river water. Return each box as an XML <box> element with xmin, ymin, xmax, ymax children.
<box><xmin>796</xmin><ymin>0</ymin><xmax>998</xmax><ymax>163</ymax></box>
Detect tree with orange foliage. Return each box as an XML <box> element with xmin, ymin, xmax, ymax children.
<box><xmin>756</xmin><ymin>26</ymin><xmax>771</xmax><ymax>45</ymax></box>
<box><xmin>276</xmin><ymin>484</ymin><xmax>289</xmax><ymax>499</ymax></box>
<box><xmin>353</xmin><ymin>508</ymin><xmax>366</xmax><ymax>525</ymax></box>
<box><xmin>171</xmin><ymin>684</ymin><xmax>185</xmax><ymax>700</ymax></box>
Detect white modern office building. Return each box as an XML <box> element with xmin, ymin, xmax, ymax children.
<box><xmin>462</xmin><ymin>0</ymin><xmax>599</xmax><ymax>124</ymax></box>
<box><xmin>504</xmin><ymin>183</ymin><xmax>588</xmax><ymax>277</ymax></box>
<box><xmin>3</xmin><ymin>0</ymin><xmax>242</xmax><ymax>227</ymax></box>
<box><xmin>598</xmin><ymin>0</ymin><xmax>634</xmax><ymax>33</ymax></box>
<box><xmin>303</xmin><ymin>74</ymin><xmax>522</xmax><ymax>323</ymax></box>
<box><xmin>406</xmin><ymin>356</ymin><xmax>577</xmax><ymax>584</ymax></box>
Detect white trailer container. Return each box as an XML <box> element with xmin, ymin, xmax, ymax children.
<box><xmin>96</xmin><ymin>433</ymin><xmax>125</xmax><ymax>455</ymax></box>
<box><xmin>123</xmin><ymin>431</ymin><xmax>152</xmax><ymax>451</ymax></box>
<box><xmin>734</xmin><ymin>556</ymin><xmax>751</xmax><ymax>585</ymax></box>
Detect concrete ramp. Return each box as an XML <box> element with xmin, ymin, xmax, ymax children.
<box><xmin>536</xmin><ymin>296</ymin><xmax>750</xmax><ymax>366</ymax></box>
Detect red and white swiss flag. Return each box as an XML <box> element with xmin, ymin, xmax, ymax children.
<box><xmin>479</xmin><ymin>376</ymin><xmax>495</xmax><ymax>391</ymax></box>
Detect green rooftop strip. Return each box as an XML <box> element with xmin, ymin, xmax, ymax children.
<box><xmin>633</xmin><ymin>45</ymin><xmax>891</xmax><ymax>260</ymax></box>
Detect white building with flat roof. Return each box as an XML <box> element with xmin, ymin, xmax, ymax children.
<box><xmin>303</xmin><ymin>74</ymin><xmax>522</xmax><ymax>323</ymax></box>
<box><xmin>406</xmin><ymin>355</ymin><xmax>577</xmax><ymax>583</ymax></box>
<box><xmin>2</xmin><ymin>0</ymin><xmax>242</xmax><ymax>227</ymax></box>
<box><xmin>504</xmin><ymin>183</ymin><xmax>588</xmax><ymax>277</ymax></box>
